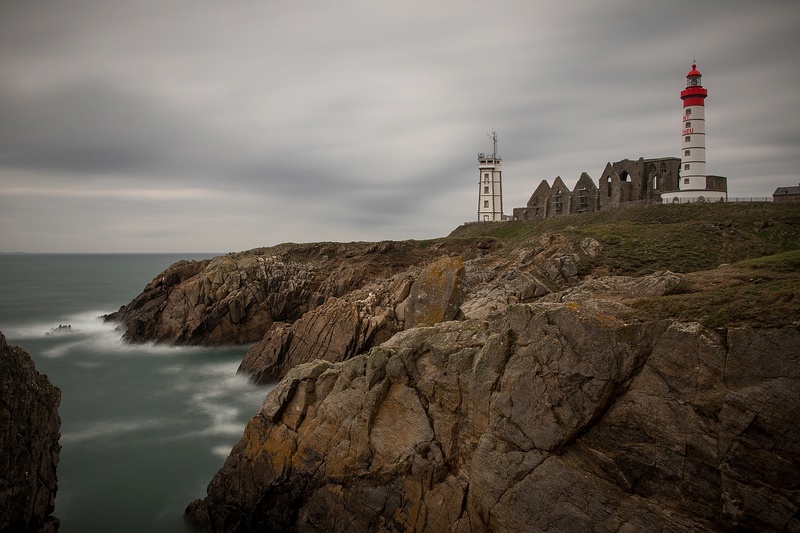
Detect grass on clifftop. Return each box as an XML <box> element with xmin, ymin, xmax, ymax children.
<box><xmin>631</xmin><ymin>250</ymin><xmax>800</xmax><ymax>329</ymax></box>
<box><xmin>450</xmin><ymin>202</ymin><xmax>800</xmax><ymax>276</ymax></box>
<box><xmin>450</xmin><ymin>202</ymin><xmax>800</xmax><ymax>328</ymax></box>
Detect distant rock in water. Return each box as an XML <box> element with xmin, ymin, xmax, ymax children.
<box><xmin>45</xmin><ymin>325</ymin><xmax>72</xmax><ymax>336</ymax></box>
<box><xmin>186</xmin><ymin>292</ymin><xmax>800</xmax><ymax>532</ymax></box>
<box><xmin>0</xmin><ymin>332</ymin><xmax>61</xmax><ymax>533</ymax></box>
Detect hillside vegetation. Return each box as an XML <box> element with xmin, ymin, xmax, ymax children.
<box><xmin>450</xmin><ymin>202</ymin><xmax>800</xmax><ymax>328</ymax></box>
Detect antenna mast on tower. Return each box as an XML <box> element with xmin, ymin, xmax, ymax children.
<box><xmin>487</xmin><ymin>130</ymin><xmax>498</xmax><ymax>159</ymax></box>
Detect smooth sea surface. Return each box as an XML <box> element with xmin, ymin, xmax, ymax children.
<box><xmin>0</xmin><ymin>254</ymin><xmax>272</xmax><ymax>533</ymax></box>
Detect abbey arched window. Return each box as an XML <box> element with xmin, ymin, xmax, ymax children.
<box><xmin>606</xmin><ymin>176</ymin><xmax>611</xmax><ymax>197</ymax></box>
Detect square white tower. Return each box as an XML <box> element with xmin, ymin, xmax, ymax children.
<box><xmin>478</xmin><ymin>131</ymin><xmax>503</xmax><ymax>221</ymax></box>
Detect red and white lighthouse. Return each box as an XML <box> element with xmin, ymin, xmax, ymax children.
<box><xmin>662</xmin><ymin>62</ymin><xmax>726</xmax><ymax>203</ymax></box>
<box><xmin>680</xmin><ymin>63</ymin><xmax>708</xmax><ymax>190</ymax></box>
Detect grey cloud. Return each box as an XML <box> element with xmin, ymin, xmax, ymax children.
<box><xmin>1</xmin><ymin>0</ymin><xmax>799</xmax><ymax>252</ymax></box>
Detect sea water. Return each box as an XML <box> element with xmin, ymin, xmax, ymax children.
<box><xmin>0</xmin><ymin>254</ymin><xmax>272</xmax><ymax>533</ymax></box>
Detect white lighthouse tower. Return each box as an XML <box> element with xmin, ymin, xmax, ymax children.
<box><xmin>478</xmin><ymin>131</ymin><xmax>504</xmax><ymax>221</ymax></box>
<box><xmin>662</xmin><ymin>62</ymin><xmax>726</xmax><ymax>203</ymax></box>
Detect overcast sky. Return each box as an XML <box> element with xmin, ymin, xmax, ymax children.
<box><xmin>1</xmin><ymin>1</ymin><xmax>798</xmax><ymax>252</ymax></box>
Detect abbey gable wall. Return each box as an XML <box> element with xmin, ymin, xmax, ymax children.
<box><xmin>512</xmin><ymin>156</ymin><xmax>729</xmax><ymax>221</ymax></box>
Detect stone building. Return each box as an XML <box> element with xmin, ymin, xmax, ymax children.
<box><xmin>773</xmin><ymin>184</ymin><xmax>800</xmax><ymax>203</ymax></box>
<box><xmin>513</xmin><ymin>156</ymin><xmax>692</xmax><ymax>221</ymax></box>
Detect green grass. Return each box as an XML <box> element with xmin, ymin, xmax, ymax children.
<box><xmin>630</xmin><ymin>250</ymin><xmax>800</xmax><ymax>328</ymax></box>
<box><xmin>449</xmin><ymin>202</ymin><xmax>800</xmax><ymax>276</ymax></box>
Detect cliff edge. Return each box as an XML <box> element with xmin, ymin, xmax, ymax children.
<box><xmin>0</xmin><ymin>332</ymin><xmax>61</xmax><ymax>533</ymax></box>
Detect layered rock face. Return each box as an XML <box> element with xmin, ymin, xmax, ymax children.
<box><xmin>0</xmin><ymin>332</ymin><xmax>61</xmax><ymax>533</ymax></box>
<box><xmin>106</xmin><ymin>241</ymin><xmax>500</xmax><ymax>346</ymax></box>
<box><xmin>239</xmin><ymin>256</ymin><xmax>465</xmax><ymax>383</ymax></box>
<box><xmin>186</xmin><ymin>296</ymin><xmax>800</xmax><ymax>532</ymax></box>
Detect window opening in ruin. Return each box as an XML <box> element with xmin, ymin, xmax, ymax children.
<box><xmin>578</xmin><ymin>188</ymin><xmax>588</xmax><ymax>211</ymax></box>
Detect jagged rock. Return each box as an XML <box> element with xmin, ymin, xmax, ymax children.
<box><xmin>238</xmin><ymin>256</ymin><xmax>464</xmax><ymax>384</ymax></box>
<box><xmin>106</xmin><ymin>242</ymin><xmax>490</xmax><ymax>346</ymax></box>
<box><xmin>0</xmin><ymin>332</ymin><xmax>61</xmax><ymax>533</ymax></box>
<box><xmin>461</xmin><ymin>262</ymin><xmax>551</xmax><ymax>320</ymax></box>
<box><xmin>238</xmin><ymin>295</ymin><xmax>397</xmax><ymax>384</ymax></box>
<box><xmin>185</xmin><ymin>301</ymin><xmax>800</xmax><ymax>532</ymax></box>
<box><xmin>105</xmin><ymin>235</ymin><xmax>598</xmax><ymax>349</ymax></box>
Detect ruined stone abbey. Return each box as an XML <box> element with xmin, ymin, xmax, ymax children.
<box><xmin>511</xmin><ymin>157</ymin><xmax>728</xmax><ymax>221</ymax></box>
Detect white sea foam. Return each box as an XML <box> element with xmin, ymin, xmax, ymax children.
<box><xmin>74</xmin><ymin>360</ymin><xmax>104</xmax><ymax>369</ymax></box>
<box><xmin>61</xmin><ymin>417</ymin><xmax>172</xmax><ymax>444</ymax></box>
<box><xmin>162</xmin><ymin>361</ymin><xmax>270</xmax><ymax>441</ymax></box>
<box><xmin>16</xmin><ymin>310</ymin><xmax>228</xmax><ymax>360</ymax></box>
<box><xmin>211</xmin><ymin>445</ymin><xmax>233</xmax><ymax>459</ymax></box>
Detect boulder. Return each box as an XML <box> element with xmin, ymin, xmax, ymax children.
<box><xmin>404</xmin><ymin>255</ymin><xmax>464</xmax><ymax>329</ymax></box>
<box><xmin>0</xmin><ymin>332</ymin><xmax>61</xmax><ymax>533</ymax></box>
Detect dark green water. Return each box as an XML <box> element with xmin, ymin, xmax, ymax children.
<box><xmin>0</xmin><ymin>254</ymin><xmax>271</xmax><ymax>532</ymax></box>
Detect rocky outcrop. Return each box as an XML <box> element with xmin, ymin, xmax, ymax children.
<box><xmin>186</xmin><ymin>299</ymin><xmax>800</xmax><ymax>532</ymax></box>
<box><xmin>0</xmin><ymin>332</ymin><xmax>61</xmax><ymax>533</ymax></box>
<box><xmin>238</xmin><ymin>255</ymin><xmax>465</xmax><ymax>384</ymax></box>
<box><xmin>106</xmin><ymin>254</ymin><xmax>316</xmax><ymax>344</ymax></box>
<box><xmin>541</xmin><ymin>270</ymin><xmax>685</xmax><ymax>303</ymax></box>
<box><xmin>107</xmin><ymin>240</ymin><xmax>499</xmax><ymax>346</ymax></box>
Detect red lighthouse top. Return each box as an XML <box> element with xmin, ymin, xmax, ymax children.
<box><xmin>681</xmin><ymin>62</ymin><xmax>707</xmax><ymax>107</ymax></box>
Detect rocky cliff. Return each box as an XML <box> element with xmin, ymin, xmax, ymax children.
<box><xmin>185</xmin><ymin>287</ymin><xmax>800</xmax><ymax>532</ymax></box>
<box><xmin>0</xmin><ymin>332</ymin><xmax>61</xmax><ymax>533</ymax></box>
<box><xmin>105</xmin><ymin>202</ymin><xmax>800</xmax><ymax>531</ymax></box>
